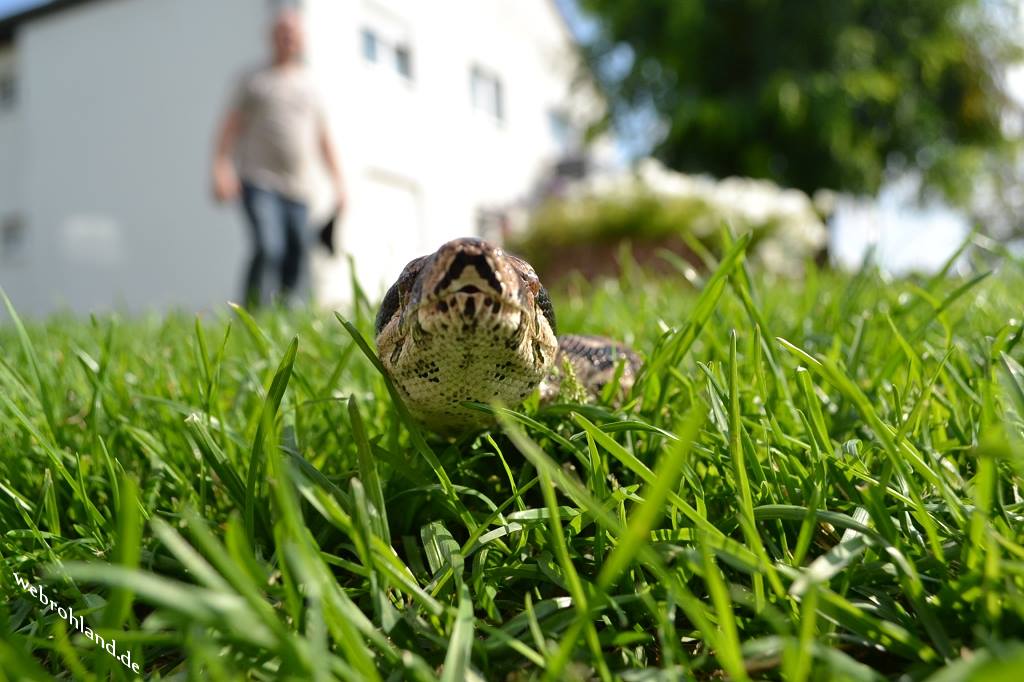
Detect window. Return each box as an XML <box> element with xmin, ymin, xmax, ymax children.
<box><xmin>470</xmin><ymin>65</ymin><xmax>504</xmax><ymax>122</ymax></box>
<box><xmin>360</xmin><ymin>26</ymin><xmax>413</xmax><ymax>82</ymax></box>
<box><xmin>1</xmin><ymin>213</ymin><xmax>26</xmax><ymax>261</ymax></box>
<box><xmin>0</xmin><ymin>48</ymin><xmax>15</xmax><ymax>110</ymax></box>
<box><xmin>0</xmin><ymin>75</ymin><xmax>14</xmax><ymax>109</ymax></box>
<box><xmin>394</xmin><ymin>45</ymin><xmax>412</xmax><ymax>80</ymax></box>
<box><xmin>548</xmin><ymin>110</ymin><xmax>573</xmax><ymax>152</ymax></box>
<box><xmin>361</xmin><ymin>28</ymin><xmax>378</xmax><ymax>63</ymax></box>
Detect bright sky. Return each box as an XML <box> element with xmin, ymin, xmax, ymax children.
<box><xmin>830</xmin><ymin>180</ymin><xmax>971</xmax><ymax>275</ymax></box>
<box><xmin>0</xmin><ymin>0</ymin><xmax>48</xmax><ymax>19</ymax></box>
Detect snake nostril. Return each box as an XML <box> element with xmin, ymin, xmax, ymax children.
<box><xmin>436</xmin><ymin>252</ymin><xmax>503</xmax><ymax>294</ymax></box>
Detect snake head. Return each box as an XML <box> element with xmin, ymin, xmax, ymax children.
<box><xmin>422</xmin><ymin>238</ymin><xmax>555</xmax><ymax>331</ymax></box>
<box><xmin>375</xmin><ymin>238</ymin><xmax>559</xmax><ymax>433</ymax></box>
<box><xmin>377</xmin><ymin>238</ymin><xmax>556</xmax><ymax>338</ymax></box>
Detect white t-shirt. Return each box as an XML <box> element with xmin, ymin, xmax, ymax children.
<box><xmin>233</xmin><ymin>64</ymin><xmax>326</xmax><ymax>202</ymax></box>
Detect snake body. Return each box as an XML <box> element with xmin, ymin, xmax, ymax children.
<box><xmin>375</xmin><ymin>238</ymin><xmax>640</xmax><ymax>434</ymax></box>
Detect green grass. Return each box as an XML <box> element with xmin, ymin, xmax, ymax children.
<box><xmin>2</xmin><ymin>237</ymin><xmax>1024</xmax><ymax>680</ymax></box>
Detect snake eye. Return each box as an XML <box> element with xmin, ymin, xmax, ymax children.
<box><xmin>536</xmin><ymin>285</ymin><xmax>556</xmax><ymax>335</ymax></box>
<box><xmin>375</xmin><ymin>281</ymin><xmax>402</xmax><ymax>336</ymax></box>
<box><xmin>376</xmin><ymin>255</ymin><xmax>428</xmax><ymax>336</ymax></box>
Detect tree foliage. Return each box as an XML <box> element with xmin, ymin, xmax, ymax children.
<box><xmin>576</xmin><ymin>0</ymin><xmax>1022</xmax><ymax>202</ymax></box>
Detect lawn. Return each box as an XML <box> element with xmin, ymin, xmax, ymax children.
<box><xmin>2</xmin><ymin>236</ymin><xmax>1024</xmax><ymax>680</ymax></box>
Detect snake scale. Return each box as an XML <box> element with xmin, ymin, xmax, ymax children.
<box><xmin>375</xmin><ymin>238</ymin><xmax>641</xmax><ymax>434</ymax></box>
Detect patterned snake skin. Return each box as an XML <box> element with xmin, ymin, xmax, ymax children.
<box><xmin>375</xmin><ymin>238</ymin><xmax>640</xmax><ymax>434</ymax></box>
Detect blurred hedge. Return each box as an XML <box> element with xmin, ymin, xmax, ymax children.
<box><xmin>509</xmin><ymin>160</ymin><xmax>829</xmax><ymax>281</ymax></box>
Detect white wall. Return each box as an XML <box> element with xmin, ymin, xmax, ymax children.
<box><xmin>306</xmin><ymin>0</ymin><xmax>591</xmax><ymax>301</ymax></box>
<box><xmin>1</xmin><ymin>0</ymin><xmax>268</xmax><ymax>317</ymax></box>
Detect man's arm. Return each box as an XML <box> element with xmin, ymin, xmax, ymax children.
<box><xmin>319</xmin><ymin>122</ymin><xmax>347</xmax><ymax>214</ymax></box>
<box><xmin>212</xmin><ymin>108</ymin><xmax>244</xmax><ymax>202</ymax></box>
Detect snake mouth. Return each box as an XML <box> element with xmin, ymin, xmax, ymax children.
<box><xmin>396</xmin><ymin>239</ymin><xmax>532</xmax><ymax>334</ymax></box>
<box><xmin>408</xmin><ymin>286</ymin><xmax>527</xmax><ymax>332</ymax></box>
<box><xmin>416</xmin><ymin>289</ymin><xmax>524</xmax><ymax>313</ymax></box>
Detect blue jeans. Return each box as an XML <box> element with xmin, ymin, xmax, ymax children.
<box><xmin>240</xmin><ymin>181</ymin><xmax>309</xmax><ymax>307</ymax></box>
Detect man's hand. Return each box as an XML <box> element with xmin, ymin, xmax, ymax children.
<box><xmin>319</xmin><ymin>122</ymin><xmax>347</xmax><ymax>217</ymax></box>
<box><xmin>212</xmin><ymin>109</ymin><xmax>244</xmax><ymax>203</ymax></box>
<box><xmin>213</xmin><ymin>159</ymin><xmax>241</xmax><ymax>203</ymax></box>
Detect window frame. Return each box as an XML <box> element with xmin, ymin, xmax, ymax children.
<box><xmin>470</xmin><ymin>64</ymin><xmax>505</xmax><ymax>123</ymax></box>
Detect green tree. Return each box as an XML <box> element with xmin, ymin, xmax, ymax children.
<box><xmin>575</xmin><ymin>0</ymin><xmax>1021</xmax><ymax>204</ymax></box>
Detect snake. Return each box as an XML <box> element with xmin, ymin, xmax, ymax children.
<box><xmin>375</xmin><ymin>238</ymin><xmax>641</xmax><ymax>434</ymax></box>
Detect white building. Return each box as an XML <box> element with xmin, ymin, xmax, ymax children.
<box><xmin>0</xmin><ymin>0</ymin><xmax>602</xmax><ymax>317</ymax></box>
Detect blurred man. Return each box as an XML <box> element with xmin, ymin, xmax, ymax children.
<box><xmin>212</xmin><ymin>8</ymin><xmax>346</xmax><ymax>307</ymax></box>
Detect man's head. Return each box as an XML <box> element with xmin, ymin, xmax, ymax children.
<box><xmin>271</xmin><ymin>9</ymin><xmax>305</xmax><ymax>64</ymax></box>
